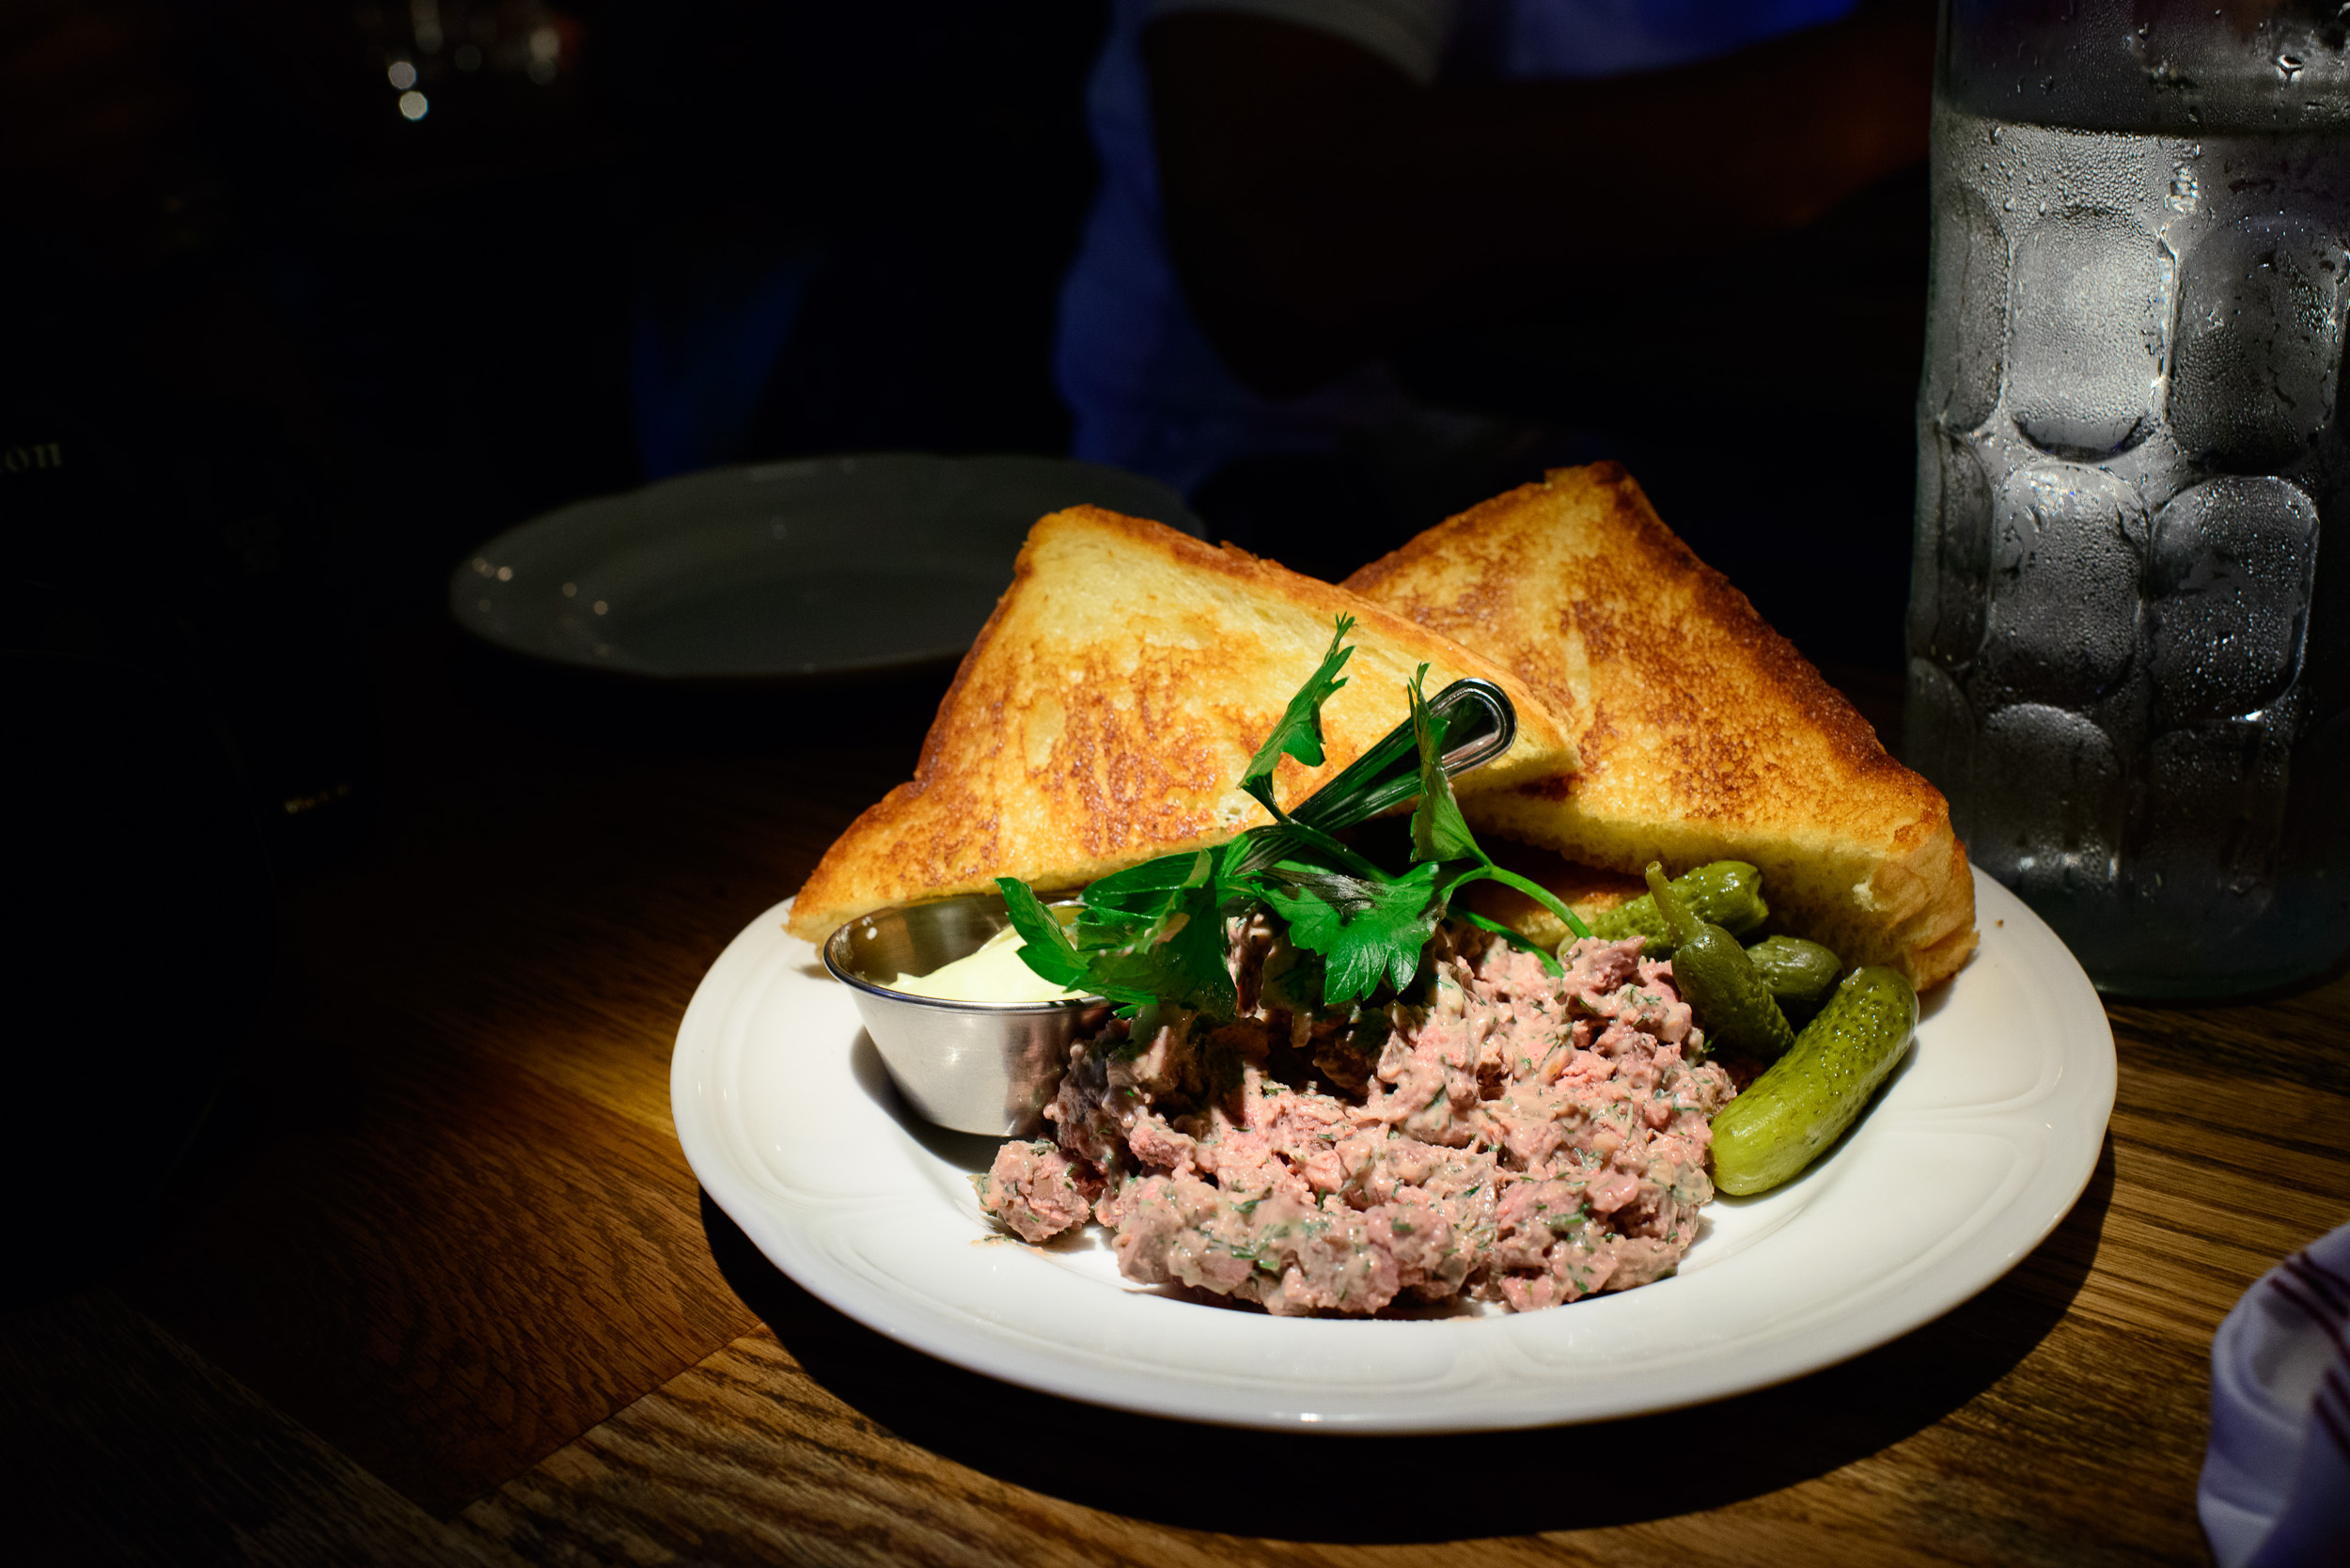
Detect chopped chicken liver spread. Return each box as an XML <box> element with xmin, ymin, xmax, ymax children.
<box><xmin>978</xmin><ymin>924</ymin><xmax>1736</xmax><ymax>1315</ymax></box>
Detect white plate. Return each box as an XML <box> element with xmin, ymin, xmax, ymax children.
<box><xmin>672</xmin><ymin>868</ymin><xmax>2114</xmax><ymax>1430</ymax></box>
<box><xmin>450</xmin><ymin>454</ymin><xmax>1203</xmax><ymax>680</ymax></box>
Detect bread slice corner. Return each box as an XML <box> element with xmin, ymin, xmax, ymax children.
<box><xmin>785</xmin><ymin>505</ymin><xmax>1580</xmax><ymax>945</ymax></box>
<box><xmin>1346</xmin><ymin>463</ymin><xmax>1977</xmax><ymax>991</ymax></box>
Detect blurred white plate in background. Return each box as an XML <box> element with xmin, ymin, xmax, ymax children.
<box><xmin>450</xmin><ymin>454</ymin><xmax>1202</xmax><ymax>680</ymax></box>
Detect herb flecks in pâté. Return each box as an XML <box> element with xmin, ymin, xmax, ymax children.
<box><xmin>995</xmin><ymin>619</ymin><xmax>1592</xmax><ymax>1016</ymax></box>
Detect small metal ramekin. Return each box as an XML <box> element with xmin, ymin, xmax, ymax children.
<box><xmin>822</xmin><ymin>893</ymin><xmax>1107</xmax><ymax>1137</ymax></box>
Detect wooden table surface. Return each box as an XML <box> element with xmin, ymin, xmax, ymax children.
<box><xmin>8</xmin><ymin>626</ymin><xmax>2347</xmax><ymax>1568</ymax></box>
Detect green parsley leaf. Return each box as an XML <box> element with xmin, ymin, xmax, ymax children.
<box><xmin>1456</xmin><ymin>909</ymin><xmax>1564</xmax><ymax>972</ymax></box>
<box><xmin>1475</xmin><ymin>865</ymin><xmax>1594</xmax><ymax>944</ymax></box>
<box><xmin>1080</xmin><ymin>847</ymin><xmax>1216</xmax><ymax>918</ymax></box>
<box><xmin>1292</xmin><ymin>681</ymin><xmax>1485</xmax><ymax>835</ymax></box>
<box><xmin>1406</xmin><ymin>666</ymin><xmax>1480</xmax><ymax>865</ymax></box>
<box><xmin>1261</xmin><ymin>859</ymin><xmax>1445</xmax><ymax>1008</ymax></box>
<box><xmin>996</xmin><ymin>868</ymin><xmax>1236</xmax><ymax>1015</ymax></box>
<box><xmin>1236</xmin><ymin>615</ymin><xmax>1355</xmax><ymax>820</ymax></box>
<box><xmin>995</xmin><ymin>878</ymin><xmax>1114</xmax><ymax>993</ymax></box>
<box><xmin>1219</xmin><ymin>818</ymin><xmax>1386</xmax><ymax>889</ymax></box>
<box><xmin>998</xmin><ymin>619</ymin><xmax>1586</xmax><ymax>1017</ymax></box>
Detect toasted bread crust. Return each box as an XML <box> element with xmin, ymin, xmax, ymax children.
<box><xmin>1346</xmin><ymin>463</ymin><xmax>1976</xmax><ymax>990</ymax></box>
<box><xmin>786</xmin><ymin>507</ymin><xmax>1579</xmax><ymax>943</ymax></box>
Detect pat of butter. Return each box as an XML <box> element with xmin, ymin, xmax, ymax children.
<box><xmin>889</xmin><ymin>924</ymin><xmax>1087</xmax><ymax>1003</ymax></box>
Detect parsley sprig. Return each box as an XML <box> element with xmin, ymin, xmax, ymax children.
<box><xmin>996</xmin><ymin>618</ymin><xmax>1591</xmax><ymax>1016</ymax></box>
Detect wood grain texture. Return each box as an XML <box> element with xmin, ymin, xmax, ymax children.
<box><xmin>123</xmin><ymin>1023</ymin><xmax>759</xmax><ymax>1515</ymax></box>
<box><xmin>0</xmin><ymin>1290</ymin><xmax>519</xmax><ymax>1568</ymax></box>
<box><xmin>453</xmin><ymin>1126</ymin><xmax>2281</xmax><ymax>1568</ymax></box>
<box><xmin>7</xmin><ymin>622</ymin><xmax>2344</xmax><ymax>1566</ymax></box>
<box><xmin>111</xmin><ymin>632</ymin><xmax>897</xmax><ymax>1514</ymax></box>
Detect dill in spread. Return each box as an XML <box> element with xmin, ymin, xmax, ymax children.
<box><xmin>977</xmin><ymin>921</ymin><xmax>1734</xmax><ymax>1314</ymax></box>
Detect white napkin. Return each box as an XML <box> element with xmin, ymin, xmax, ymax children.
<box><xmin>2201</xmin><ymin>1221</ymin><xmax>2350</xmax><ymax>1567</ymax></box>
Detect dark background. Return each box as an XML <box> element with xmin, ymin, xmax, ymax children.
<box><xmin>1</xmin><ymin>0</ymin><xmax>1109</xmax><ymax>635</ymax></box>
<box><xmin>0</xmin><ymin>0</ymin><xmax>1129</xmax><ymax>872</ymax></box>
<box><xmin>0</xmin><ymin>0</ymin><xmax>1933</xmax><ymax>898</ymax></box>
<box><xmin>0</xmin><ymin>0</ymin><xmax>1926</xmax><ymax>1305</ymax></box>
<box><xmin>0</xmin><ymin>0</ymin><xmax>1116</xmax><ymax>1286</ymax></box>
<box><xmin>1</xmin><ymin>0</ymin><xmax>1926</xmax><ymax>668</ymax></box>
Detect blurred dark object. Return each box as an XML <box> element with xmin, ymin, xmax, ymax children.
<box><xmin>0</xmin><ymin>0</ymin><xmax>214</xmax><ymax>267</ymax></box>
<box><xmin>604</xmin><ymin>1</ymin><xmax>1107</xmax><ymax>477</ymax></box>
<box><xmin>352</xmin><ymin>0</ymin><xmax>584</xmax><ymax>105</ymax></box>
<box><xmin>2</xmin><ymin>0</ymin><xmax>1115</xmax><ymax>672</ymax></box>
<box><xmin>0</xmin><ymin>0</ymin><xmax>380</xmax><ymax>863</ymax></box>
<box><xmin>452</xmin><ymin>629</ymin><xmax>961</xmax><ymax>757</ymax></box>
<box><xmin>0</xmin><ymin>651</ymin><xmax>274</xmax><ymax>1306</ymax></box>
<box><xmin>326</xmin><ymin>0</ymin><xmax>1110</xmax><ymax>620</ymax></box>
<box><xmin>1127</xmin><ymin>7</ymin><xmax>1933</xmax><ymax>669</ymax></box>
<box><xmin>449</xmin><ymin>454</ymin><xmax>1201</xmax><ymax>687</ymax></box>
<box><xmin>1183</xmin><ymin>164</ymin><xmax>1927</xmax><ymax>665</ymax></box>
<box><xmin>1389</xmin><ymin>162</ymin><xmax>1932</xmax><ymax>672</ymax></box>
<box><xmin>0</xmin><ymin>259</ymin><xmax>379</xmax><ymax>867</ymax></box>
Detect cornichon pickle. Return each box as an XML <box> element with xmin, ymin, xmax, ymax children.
<box><xmin>1585</xmin><ymin>861</ymin><xmax>1768</xmax><ymax>957</ymax></box>
<box><xmin>1744</xmin><ymin>935</ymin><xmax>1843</xmax><ymax>1022</ymax></box>
<box><xmin>1643</xmin><ymin>864</ymin><xmax>1795</xmax><ymax>1058</ymax></box>
<box><xmin>1710</xmin><ymin>965</ymin><xmax>1919</xmax><ymax>1197</ymax></box>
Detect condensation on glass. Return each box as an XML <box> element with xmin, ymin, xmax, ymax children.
<box><xmin>1910</xmin><ymin>0</ymin><xmax>2350</xmax><ymax>995</ymax></box>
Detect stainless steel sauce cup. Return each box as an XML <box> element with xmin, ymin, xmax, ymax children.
<box><xmin>822</xmin><ymin>893</ymin><xmax>1107</xmax><ymax>1137</ymax></box>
